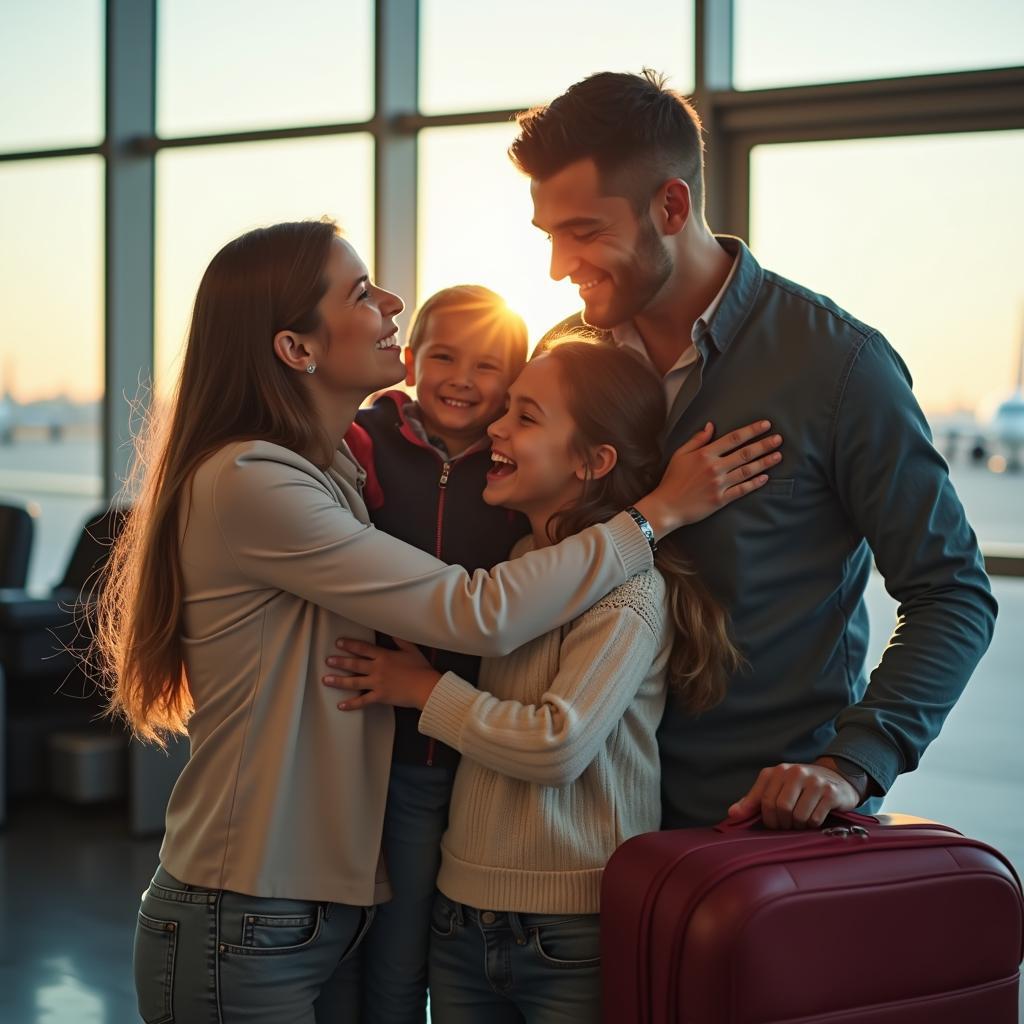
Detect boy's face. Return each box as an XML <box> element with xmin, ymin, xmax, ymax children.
<box><xmin>406</xmin><ymin>312</ymin><xmax>521</xmax><ymax>452</ymax></box>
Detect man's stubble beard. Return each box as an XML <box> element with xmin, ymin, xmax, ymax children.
<box><xmin>581</xmin><ymin>216</ymin><xmax>673</xmax><ymax>331</ymax></box>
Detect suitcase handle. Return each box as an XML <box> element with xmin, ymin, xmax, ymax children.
<box><xmin>714</xmin><ymin>809</ymin><xmax>879</xmax><ymax>833</ymax></box>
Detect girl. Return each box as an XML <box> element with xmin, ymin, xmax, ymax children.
<box><xmin>96</xmin><ymin>220</ymin><xmax>779</xmax><ymax>1023</ymax></box>
<box><xmin>325</xmin><ymin>340</ymin><xmax>749</xmax><ymax>1023</ymax></box>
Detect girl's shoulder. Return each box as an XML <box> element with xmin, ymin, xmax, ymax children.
<box><xmin>583</xmin><ymin>569</ymin><xmax>669</xmax><ymax>639</ymax></box>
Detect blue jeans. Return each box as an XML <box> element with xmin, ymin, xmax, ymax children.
<box><xmin>360</xmin><ymin>762</ymin><xmax>455</xmax><ymax>1023</ymax></box>
<box><xmin>133</xmin><ymin>865</ymin><xmax>374</xmax><ymax>1023</ymax></box>
<box><xmin>427</xmin><ymin>895</ymin><xmax>602</xmax><ymax>1024</ymax></box>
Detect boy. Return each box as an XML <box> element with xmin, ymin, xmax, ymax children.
<box><xmin>344</xmin><ymin>284</ymin><xmax>530</xmax><ymax>1024</ymax></box>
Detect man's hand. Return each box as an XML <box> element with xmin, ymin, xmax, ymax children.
<box><xmin>323</xmin><ymin>637</ymin><xmax>442</xmax><ymax>711</ymax></box>
<box><xmin>727</xmin><ymin>759</ymin><xmax>862</xmax><ymax>829</ymax></box>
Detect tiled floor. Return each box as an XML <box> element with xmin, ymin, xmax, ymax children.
<box><xmin>1</xmin><ymin>574</ymin><xmax>1021</xmax><ymax>1023</ymax></box>
<box><xmin>0</xmin><ymin>801</ymin><xmax>160</xmax><ymax>1023</ymax></box>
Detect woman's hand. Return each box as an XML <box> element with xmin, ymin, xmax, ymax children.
<box><xmin>323</xmin><ymin>637</ymin><xmax>442</xmax><ymax>711</ymax></box>
<box><xmin>633</xmin><ymin>420</ymin><xmax>783</xmax><ymax>538</ymax></box>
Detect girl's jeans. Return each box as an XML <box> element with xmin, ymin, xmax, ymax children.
<box><xmin>133</xmin><ymin>865</ymin><xmax>374</xmax><ymax>1023</ymax></box>
<box><xmin>427</xmin><ymin>894</ymin><xmax>602</xmax><ymax>1024</ymax></box>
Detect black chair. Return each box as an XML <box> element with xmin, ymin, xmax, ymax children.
<box><xmin>0</xmin><ymin>500</ymin><xmax>37</xmax><ymax>589</ymax></box>
<box><xmin>0</xmin><ymin>505</ymin><xmax>129</xmax><ymax>797</ymax></box>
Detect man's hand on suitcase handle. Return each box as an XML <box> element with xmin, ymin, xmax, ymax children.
<box><xmin>727</xmin><ymin>758</ymin><xmax>865</xmax><ymax>830</ymax></box>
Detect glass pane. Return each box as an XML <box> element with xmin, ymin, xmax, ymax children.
<box><xmin>0</xmin><ymin>158</ymin><xmax>104</xmax><ymax>592</ymax></box>
<box><xmin>0</xmin><ymin>0</ymin><xmax>103</xmax><ymax>152</ymax></box>
<box><xmin>735</xmin><ymin>0</ymin><xmax>1024</xmax><ymax>90</ymax></box>
<box><xmin>750</xmin><ymin>130</ymin><xmax>1024</xmax><ymax>545</ymax></box>
<box><xmin>157</xmin><ymin>0</ymin><xmax>374</xmax><ymax>136</ymax></box>
<box><xmin>155</xmin><ymin>134</ymin><xmax>375</xmax><ymax>388</ymax></box>
<box><xmin>418</xmin><ymin>123</ymin><xmax>582</xmax><ymax>351</ymax></box>
<box><xmin>867</xmin><ymin>573</ymin><xmax>1023</xmax><ymax>875</ymax></box>
<box><xmin>420</xmin><ymin>0</ymin><xmax>694</xmax><ymax>115</ymax></box>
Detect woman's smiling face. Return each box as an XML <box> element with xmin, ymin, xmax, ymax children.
<box><xmin>306</xmin><ymin>238</ymin><xmax>406</xmax><ymax>397</ymax></box>
<box><xmin>483</xmin><ymin>355</ymin><xmax>589</xmax><ymax>521</ymax></box>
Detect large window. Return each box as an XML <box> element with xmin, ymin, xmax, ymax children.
<box><xmin>418</xmin><ymin>123</ymin><xmax>579</xmax><ymax>347</ymax></box>
<box><xmin>419</xmin><ymin>0</ymin><xmax>694</xmax><ymax>114</ymax></box>
<box><xmin>0</xmin><ymin>158</ymin><xmax>104</xmax><ymax>591</ymax></box>
<box><xmin>0</xmin><ymin>0</ymin><xmax>105</xmax><ymax>592</ymax></box>
<box><xmin>155</xmin><ymin>135</ymin><xmax>375</xmax><ymax>387</ymax></box>
<box><xmin>0</xmin><ymin>0</ymin><xmax>104</xmax><ymax>153</ymax></box>
<box><xmin>156</xmin><ymin>0</ymin><xmax>374</xmax><ymax>135</ymax></box>
<box><xmin>750</xmin><ymin>130</ymin><xmax>1024</xmax><ymax>545</ymax></box>
<box><xmin>734</xmin><ymin>0</ymin><xmax>1024</xmax><ymax>90</ymax></box>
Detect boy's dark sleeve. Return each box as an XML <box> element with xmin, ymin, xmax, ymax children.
<box><xmin>824</xmin><ymin>331</ymin><xmax>997</xmax><ymax>792</ymax></box>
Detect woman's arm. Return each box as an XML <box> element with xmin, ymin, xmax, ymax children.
<box><xmin>209</xmin><ymin>424</ymin><xmax>778</xmax><ymax>658</ymax></box>
<box><xmin>210</xmin><ymin>445</ymin><xmax>650</xmax><ymax>658</ymax></box>
<box><xmin>325</xmin><ymin>595</ymin><xmax>665</xmax><ymax>787</ymax></box>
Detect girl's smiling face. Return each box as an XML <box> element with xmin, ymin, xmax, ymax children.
<box><xmin>484</xmin><ymin>355</ymin><xmax>598</xmax><ymax>530</ymax></box>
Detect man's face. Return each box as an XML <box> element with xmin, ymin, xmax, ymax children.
<box><xmin>531</xmin><ymin>157</ymin><xmax>672</xmax><ymax>329</ymax></box>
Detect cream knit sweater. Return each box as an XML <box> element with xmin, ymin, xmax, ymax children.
<box><xmin>419</xmin><ymin>540</ymin><xmax>672</xmax><ymax>915</ymax></box>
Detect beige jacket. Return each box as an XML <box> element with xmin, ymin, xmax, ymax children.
<box><xmin>159</xmin><ymin>440</ymin><xmax>652</xmax><ymax>905</ymax></box>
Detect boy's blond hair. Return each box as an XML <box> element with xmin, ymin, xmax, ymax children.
<box><xmin>408</xmin><ymin>285</ymin><xmax>528</xmax><ymax>372</ymax></box>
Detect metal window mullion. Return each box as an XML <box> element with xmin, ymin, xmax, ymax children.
<box><xmin>693</xmin><ymin>0</ymin><xmax>734</xmax><ymax>232</ymax></box>
<box><xmin>104</xmin><ymin>0</ymin><xmax>157</xmax><ymax>501</ymax></box>
<box><xmin>374</xmin><ymin>0</ymin><xmax>418</xmax><ymax>317</ymax></box>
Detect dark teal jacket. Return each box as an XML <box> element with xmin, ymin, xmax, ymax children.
<box><xmin>544</xmin><ymin>236</ymin><xmax>997</xmax><ymax>828</ymax></box>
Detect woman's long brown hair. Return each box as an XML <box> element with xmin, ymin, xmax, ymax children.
<box><xmin>541</xmin><ymin>339</ymin><xmax>742</xmax><ymax>713</ymax></box>
<box><xmin>95</xmin><ymin>219</ymin><xmax>340</xmax><ymax>743</ymax></box>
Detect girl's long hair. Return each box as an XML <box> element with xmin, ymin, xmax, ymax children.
<box><xmin>95</xmin><ymin>219</ymin><xmax>340</xmax><ymax>743</ymax></box>
<box><xmin>541</xmin><ymin>339</ymin><xmax>742</xmax><ymax>712</ymax></box>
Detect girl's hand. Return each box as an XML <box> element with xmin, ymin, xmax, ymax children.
<box><xmin>323</xmin><ymin>637</ymin><xmax>442</xmax><ymax>711</ymax></box>
<box><xmin>633</xmin><ymin>420</ymin><xmax>782</xmax><ymax>538</ymax></box>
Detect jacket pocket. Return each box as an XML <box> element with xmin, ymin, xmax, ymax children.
<box><xmin>765</xmin><ymin>477</ymin><xmax>795</xmax><ymax>498</ymax></box>
<box><xmin>134</xmin><ymin>911</ymin><xmax>178</xmax><ymax>1023</ymax></box>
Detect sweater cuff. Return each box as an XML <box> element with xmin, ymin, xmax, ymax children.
<box><xmin>605</xmin><ymin>510</ymin><xmax>655</xmax><ymax>579</ymax></box>
<box><xmin>824</xmin><ymin>725</ymin><xmax>905</xmax><ymax>796</ymax></box>
<box><xmin>418</xmin><ymin>671</ymin><xmax>480</xmax><ymax>751</ymax></box>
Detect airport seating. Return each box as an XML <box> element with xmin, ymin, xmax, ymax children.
<box><xmin>0</xmin><ymin>506</ymin><xmax>128</xmax><ymax>798</ymax></box>
<box><xmin>0</xmin><ymin>500</ymin><xmax>37</xmax><ymax>589</ymax></box>
<box><xmin>0</xmin><ymin>503</ymin><xmax>189</xmax><ymax>835</ymax></box>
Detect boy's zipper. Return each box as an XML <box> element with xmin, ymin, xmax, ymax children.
<box><xmin>426</xmin><ymin>459</ymin><xmax>452</xmax><ymax>768</ymax></box>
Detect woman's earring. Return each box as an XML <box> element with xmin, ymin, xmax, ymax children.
<box><xmin>306</xmin><ymin>363</ymin><xmax>316</xmax><ymax>375</ymax></box>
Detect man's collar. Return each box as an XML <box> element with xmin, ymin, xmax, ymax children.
<box><xmin>702</xmin><ymin>236</ymin><xmax>764</xmax><ymax>354</ymax></box>
<box><xmin>611</xmin><ymin>235</ymin><xmax>763</xmax><ymax>357</ymax></box>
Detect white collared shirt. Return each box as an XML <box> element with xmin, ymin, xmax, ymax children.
<box><xmin>612</xmin><ymin>256</ymin><xmax>738</xmax><ymax>413</ymax></box>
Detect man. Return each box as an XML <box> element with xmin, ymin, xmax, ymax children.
<box><xmin>511</xmin><ymin>70</ymin><xmax>997</xmax><ymax>830</ymax></box>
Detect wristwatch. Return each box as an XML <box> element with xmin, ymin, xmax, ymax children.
<box><xmin>624</xmin><ymin>506</ymin><xmax>657</xmax><ymax>554</ymax></box>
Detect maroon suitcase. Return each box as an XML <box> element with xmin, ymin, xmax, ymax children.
<box><xmin>601</xmin><ymin>812</ymin><xmax>1023</xmax><ymax>1023</ymax></box>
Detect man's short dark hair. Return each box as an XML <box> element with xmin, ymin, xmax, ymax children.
<box><xmin>509</xmin><ymin>69</ymin><xmax>705</xmax><ymax>215</ymax></box>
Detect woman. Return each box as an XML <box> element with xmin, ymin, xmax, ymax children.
<box><xmin>325</xmin><ymin>340</ymin><xmax>751</xmax><ymax>1022</ymax></box>
<box><xmin>96</xmin><ymin>220</ymin><xmax>780</xmax><ymax>1023</ymax></box>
